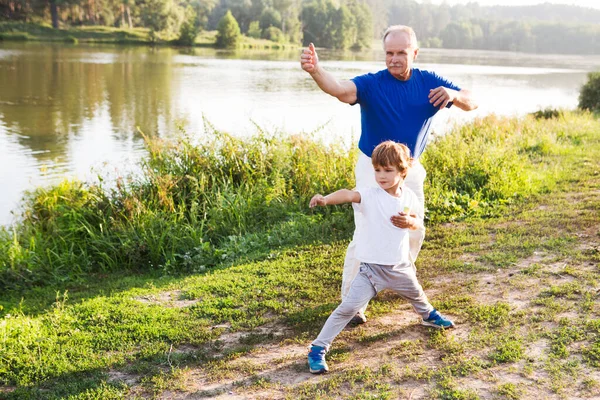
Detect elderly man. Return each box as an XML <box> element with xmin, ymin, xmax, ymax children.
<box><xmin>300</xmin><ymin>25</ymin><xmax>477</xmax><ymax>324</ymax></box>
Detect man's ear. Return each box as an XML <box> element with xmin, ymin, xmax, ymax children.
<box><xmin>413</xmin><ymin>48</ymin><xmax>419</xmax><ymax>60</ymax></box>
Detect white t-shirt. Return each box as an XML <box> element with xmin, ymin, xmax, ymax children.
<box><xmin>353</xmin><ymin>186</ymin><xmax>423</xmax><ymax>265</ymax></box>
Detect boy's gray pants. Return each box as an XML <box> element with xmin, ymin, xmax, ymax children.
<box><xmin>312</xmin><ymin>262</ymin><xmax>434</xmax><ymax>351</ymax></box>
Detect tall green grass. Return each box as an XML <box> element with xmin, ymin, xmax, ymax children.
<box><xmin>0</xmin><ymin>111</ymin><xmax>594</xmax><ymax>290</ymax></box>
<box><xmin>422</xmin><ymin>111</ymin><xmax>593</xmax><ymax>221</ymax></box>
<box><xmin>0</xmin><ymin>126</ymin><xmax>356</xmax><ymax>290</ymax></box>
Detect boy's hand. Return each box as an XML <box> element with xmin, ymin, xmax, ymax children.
<box><xmin>310</xmin><ymin>194</ymin><xmax>327</xmax><ymax>208</ymax></box>
<box><xmin>390</xmin><ymin>211</ymin><xmax>415</xmax><ymax>229</ymax></box>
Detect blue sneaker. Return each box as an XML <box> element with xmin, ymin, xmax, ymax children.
<box><xmin>422</xmin><ymin>309</ymin><xmax>455</xmax><ymax>329</ymax></box>
<box><xmin>308</xmin><ymin>345</ymin><xmax>329</xmax><ymax>374</ymax></box>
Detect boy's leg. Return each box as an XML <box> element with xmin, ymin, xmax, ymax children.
<box><xmin>313</xmin><ymin>264</ymin><xmax>377</xmax><ymax>350</ymax></box>
<box><xmin>386</xmin><ymin>262</ymin><xmax>433</xmax><ymax>319</ymax></box>
<box><xmin>341</xmin><ymin>153</ymin><xmax>378</xmax><ymax>316</ymax></box>
<box><xmin>404</xmin><ymin>161</ymin><xmax>426</xmax><ymax>263</ymax></box>
<box><xmin>387</xmin><ymin>265</ymin><xmax>454</xmax><ymax>329</ymax></box>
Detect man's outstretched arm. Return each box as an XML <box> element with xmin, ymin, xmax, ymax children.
<box><xmin>301</xmin><ymin>43</ymin><xmax>357</xmax><ymax>104</ymax></box>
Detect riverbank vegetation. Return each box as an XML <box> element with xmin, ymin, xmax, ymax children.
<box><xmin>0</xmin><ymin>110</ymin><xmax>599</xmax><ymax>398</ymax></box>
<box><xmin>580</xmin><ymin>72</ymin><xmax>600</xmax><ymax>114</ymax></box>
<box><xmin>2</xmin><ymin>110</ymin><xmax>593</xmax><ymax>292</ymax></box>
<box><xmin>3</xmin><ymin>0</ymin><xmax>600</xmax><ymax>52</ymax></box>
<box><xmin>0</xmin><ymin>21</ymin><xmax>292</xmax><ymax>49</ymax></box>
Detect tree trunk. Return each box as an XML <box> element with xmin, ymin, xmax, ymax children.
<box><xmin>120</xmin><ymin>4</ymin><xmax>125</xmax><ymax>27</ymax></box>
<box><xmin>125</xmin><ymin>5</ymin><xmax>132</xmax><ymax>29</ymax></box>
<box><xmin>50</xmin><ymin>0</ymin><xmax>59</xmax><ymax>28</ymax></box>
<box><xmin>88</xmin><ymin>0</ymin><xmax>96</xmax><ymax>24</ymax></box>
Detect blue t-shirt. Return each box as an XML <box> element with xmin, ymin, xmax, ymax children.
<box><xmin>352</xmin><ymin>68</ymin><xmax>461</xmax><ymax>158</ymax></box>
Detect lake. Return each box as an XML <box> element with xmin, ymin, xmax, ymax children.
<box><xmin>1</xmin><ymin>42</ymin><xmax>598</xmax><ymax>225</ymax></box>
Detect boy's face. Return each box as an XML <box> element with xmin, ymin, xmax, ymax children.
<box><xmin>373</xmin><ymin>163</ymin><xmax>404</xmax><ymax>191</ymax></box>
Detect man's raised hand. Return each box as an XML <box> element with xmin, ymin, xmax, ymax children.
<box><xmin>429</xmin><ymin>86</ymin><xmax>457</xmax><ymax>110</ymax></box>
<box><xmin>301</xmin><ymin>43</ymin><xmax>319</xmax><ymax>74</ymax></box>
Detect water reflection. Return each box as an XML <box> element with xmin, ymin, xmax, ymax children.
<box><xmin>0</xmin><ymin>42</ymin><xmax>597</xmax><ymax>225</ymax></box>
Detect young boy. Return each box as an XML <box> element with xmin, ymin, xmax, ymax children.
<box><xmin>307</xmin><ymin>140</ymin><xmax>454</xmax><ymax>374</ymax></box>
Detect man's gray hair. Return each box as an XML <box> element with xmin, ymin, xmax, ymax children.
<box><xmin>382</xmin><ymin>25</ymin><xmax>418</xmax><ymax>49</ymax></box>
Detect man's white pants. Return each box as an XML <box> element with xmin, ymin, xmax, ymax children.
<box><xmin>341</xmin><ymin>152</ymin><xmax>427</xmax><ymax>306</ymax></box>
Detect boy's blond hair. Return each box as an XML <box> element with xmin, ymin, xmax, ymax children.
<box><xmin>371</xmin><ymin>141</ymin><xmax>413</xmax><ymax>177</ymax></box>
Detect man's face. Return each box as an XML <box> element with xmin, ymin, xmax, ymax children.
<box><xmin>384</xmin><ymin>32</ymin><xmax>418</xmax><ymax>81</ymax></box>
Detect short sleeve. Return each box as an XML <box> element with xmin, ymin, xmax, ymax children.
<box><xmin>351</xmin><ymin>73</ymin><xmax>374</xmax><ymax>106</ymax></box>
<box><xmin>352</xmin><ymin>187</ymin><xmax>371</xmax><ymax>214</ymax></box>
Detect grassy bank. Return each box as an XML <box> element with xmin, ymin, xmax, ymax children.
<box><xmin>0</xmin><ymin>22</ymin><xmax>294</xmax><ymax>49</ymax></box>
<box><xmin>0</xmin><ymin>111</ymin><xmax>599</xmax><ymax>398</ymax></box>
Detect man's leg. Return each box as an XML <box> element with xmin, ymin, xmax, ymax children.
<box><xmin>404</xmin><ymin>160</ymin><xmax>426</xmax><ymax>263</ymax></box>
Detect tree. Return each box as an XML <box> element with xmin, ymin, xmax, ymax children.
<box><xmin>50</xmin><ymin>0</ymin><xmax>59</xmax><ymax>28</ymax></box>
<box><xmin>440</xmin><ymin>21</ymin><xmax>473</xmax><ymax>49</ymax></box>
<box><xmin>259</xmin><ymin>8</ymin><xmax>281</xmax><ymax>30</ymax></box>
<box><xmin>284</xmin><ymin>14</ymin><xmax>302</xmax><ymax>44</ymax></box>
<box><xmin>120</xmin><ymin>0</ymin><xmax>133</xmax><ymax>29</ymax></box>
<box><xmin>138</xmin><ymin>0</ymin><xmax>183</xmax><ymax>41</ymax></box>
<box><xmin>226</xmin><ymin>0</ymin><xmax>252</xmax><ymax>33</ymax></box>
<box><xmin>262</xmin><ymin>26</ymin><xmax>285</xmax><ymax>42</ymax></box>
<box><xmin>579</xmin><ymin>72</ymin><xmax>600</xmax><ymax>113</ymax></box>
<box><xmin>301</xmin><ymin>0</ymin><xmax>336</xmax><ymax>47</ymax></box>
<box><xmin>247</xmin><ymin>20</ymin><xmax>262</xmax><ymax>38</ymax></box>
<box><xmin>216</xmin><ymin>10</ymin><xmax>241</xmax><ymax>48</ymax></box>
<box><xmin>331</xmin><ymin>4</ymin><xmax>355</xmax><ymax>50</ymax></box>
<box><xmin>189</xmin><ymin>0</ymin><xmax>217</xmax><ymax>31</ymax></box>
<box><xmin>347</xmin><ymin>0</ymin><xmax>372</xmax><ymax>50</ymax></box>
<box><xmin>178</xmin><ymin>6</ymin><xmax>199</xmax><ymax>46</ymax></box>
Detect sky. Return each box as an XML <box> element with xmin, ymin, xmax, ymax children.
<box><xmin>425</xmin><ymin>0</ymin><xmax>600</xmax><ymax>10</ymax></box>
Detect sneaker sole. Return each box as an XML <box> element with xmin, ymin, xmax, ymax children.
<box><xmin>421</xmin><ymin>320</ymin><xmax>455</xmax><ymax>329</ymax></box>
<box><xmin>309</xmin><ymin>367</ymin><xmax>329</xmax><ymax>374</ymax></box>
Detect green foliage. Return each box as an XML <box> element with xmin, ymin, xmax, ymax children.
<box><xmin>331</xmin><ymin>4</ymin><xmax>355</xmax><ymax>50</ymax></box>
<box><xmin>138</xmin><ymin>0</ymin><xmax>184</xmax><ymax>41</ymax></box>
<box><xmin>177</xmin><ymin>6</ymin><xmax>199</xmax><ymax>46</ymax></box>
<box><xmin>348</xmin><ymin>0</ymin><xmax>373</xmax><ymax>50</ymax></box>
<box><xmin>0</xmin><ymin>111</ymin><xmax>596</xmax><ymax>291</ymax></box>
<box><xmin>578</xmin><ymin>72</ymin><xmax>600</xmax><ymax>113</ymax></box>
<box><xmin>301</xmin><ymin>0</ymin><xmax>370</xmax><ymax>49</ymax></box>
<box><xmin>301</xmin><ymin>0</ymin><xmax>335</xmax><ymax>48</ymax></box>
<box><xmin>490</xmin><ymin>338</ymin><xmax>524</xmax><ymax>363</ymax></box>
<box><xmin>0</xmin><ymin>128</ymin><xmax>356</xmax><ymax>290</ymax></box>
<box><xmin>421</xmin><ymin>113</ymin><xmax>581</xmax><ymax>222</ymax></box>
<box><xmin>262</xmin><ymin>26</ymin><xmax>285</xmax><ymax>43</ymax></box>
<box><xmin>0</xmin><ymin>110</ymin><xmax>599</xmax><ymax>397</ymax></box>
<box><xmin>530</xmin><ymin>107</ymin><xmax>563</xmax><ymax>120</ymax></box>
<box><xmin>5</xmin><ymin>0</ymin><xmax>600</xmax><ymax>52</ymax></box>
<box><xmin>259</xmin><ymin>7</ymin><xmax>281</xmax><ymax>31</ymax></box>
<box><xmin>216</xmin><ymin>10</ymin><xmax>241</xmax><ymax>49</ymax></box>
<box><xmin>496</xmin><ymin>383</ymin><xmax>523</xmax><ymax>399</ymax></box>
<box><xmin>247</xmin><ymin>20</ymin><xmax>261</xmax><ymax>38</ymax></box>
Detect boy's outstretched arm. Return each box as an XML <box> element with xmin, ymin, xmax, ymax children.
<box><xmin>310</xmin><ymin>189</ymin><xmax>361</xmax><ymax>208</ymax></box>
